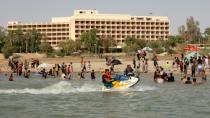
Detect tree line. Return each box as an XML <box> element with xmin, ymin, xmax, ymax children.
<box><xmin>0</xmin><ymin>28</ymin><xmax>49</xmax><ymax>58</ymax></box>
<box><xmin>124</xmin><ymin>16</ymin><xmax>210</xmax><ymax>54</ymax></box>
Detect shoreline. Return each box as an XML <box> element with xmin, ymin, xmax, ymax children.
<box><xmin>1</xmin><ymin>58</ymin><xmax>210</xmax><ymax>77</ymax></box>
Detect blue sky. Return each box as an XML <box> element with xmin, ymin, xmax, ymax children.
<box><xmin>0</xmin><ymin>0</ymin><xmax>209</xmax><ymax>34</ymax></box>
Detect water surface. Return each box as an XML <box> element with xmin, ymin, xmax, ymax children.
<box><xmin>0</xmin><ymin>73</ymin><xmax>209</xmax><ymax>118</ymax></box>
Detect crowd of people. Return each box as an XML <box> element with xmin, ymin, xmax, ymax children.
<box><xmin>0</xmin><ymin>52</ymin><xmax>208</xmax><ymax>87</ymax></box>
<box><xmin>5</xmin><ymin>57</ymin><xmax>37</xmax><ymax>81</ymax></box>
<box><xmin>153</xmin><ymin>53</ymin><xmax>208</xmax><ymax>85</ymax></box>
<box><xmin>154</xmin><ymin>66</ymin><xmax>175</xmax><ymax>83</ymax></box>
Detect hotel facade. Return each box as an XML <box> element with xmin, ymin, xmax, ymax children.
<box><xmin>7</xmin><ymin>10</ymin><xmax>170</xmax><ymax>48</ymax></box>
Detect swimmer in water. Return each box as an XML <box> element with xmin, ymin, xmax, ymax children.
<box><xmin>8</xmin><ymin>73</ymin><xmax>14</xmax><ymax>81</ymax></box>
<box><xmin>192</xmin><ymin>78</ymin><xmax>203</xmax><ymax>85</ymax></box>
<box><xmin>184</xmin><ymin>77</ymin><xmax>192</xmax><ymax>84</ymax></box>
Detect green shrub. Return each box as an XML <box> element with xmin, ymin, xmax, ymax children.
<box><xmin>155</xmin><ymin>48</ymin><xmax>164</xmax><ymax>54</ymax></box>
<box><xmin>1</xmin><ymin>42</ymin><xmax>14</xmax><ymax>59</ymax></box>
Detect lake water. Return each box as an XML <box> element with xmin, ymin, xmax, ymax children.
<box><xmin>0</xmin><ymin>73</ymin><xmax>210</xmax><ymax>118</ymax></box>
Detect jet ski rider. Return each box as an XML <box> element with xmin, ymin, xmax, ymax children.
<box><xmin>124</xmin><ymin>65</ymin><xmax>134</xmax><ymax>76</ymax></box>
<box><xmin>102</xmin><ymin>69</ymin><xmax>113</xmax><ymax>88</ymax></box>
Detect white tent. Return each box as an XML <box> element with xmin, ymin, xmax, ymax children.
<box><xmin>142</xmin><ymin>47</ymin><xmax>153</xmax><ymax>52</ymax></box>
<box><xmin>37</xmin><ymin>63</ymin><xmax>54</xmax><ymax>72</ymax></box>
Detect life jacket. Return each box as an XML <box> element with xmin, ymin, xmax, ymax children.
<box><xmin>102</xmin><ymin>73</ymin><xmax>107</xmax><ymax>83</ymax></box>
<box><xmin>107</xmin><ymin>72</ymin><xmax>111</xmax><ymax>81</ymax></box>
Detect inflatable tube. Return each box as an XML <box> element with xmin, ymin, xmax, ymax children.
<box><xmin>156</xmin><ymin>78</ymin><xmax>164</xmax><ymax>84</ymax></box>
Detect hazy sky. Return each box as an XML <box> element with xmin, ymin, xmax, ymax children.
<box><xmin>0</xmin><ymin>0</ymin><xmax>210</xmax><ymax>34</ymax></box>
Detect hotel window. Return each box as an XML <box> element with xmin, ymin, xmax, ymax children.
<box><xmin>112</xmin><ymin>26</ymin><xmax>116</xmax><ymax>29</ymax></box>
<box><xmin>146</xmin><ymin>18</ymin><xmax>152</xmax><ymax>21</ymax></box>
<box><xmin>146</xmin><ymin>22</ymin><xmax>150</xmax><ymax>25</ymax></box>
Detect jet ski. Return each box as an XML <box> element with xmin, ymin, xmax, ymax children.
<box><xmin>102</xmin><ymin>74</ymin><xmax>140</xmax><ymax>91</ymax></box>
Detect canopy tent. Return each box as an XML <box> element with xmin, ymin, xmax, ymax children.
<box><xmin>185</xmin><ymin>52</ymin><xmax>201</xmax><ymax>60</ymax></box>
<box><xmin>183</xmin><ymin>44</ymin><xmax>200</xmax><ymax>52</ymax></box>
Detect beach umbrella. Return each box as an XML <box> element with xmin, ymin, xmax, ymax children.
<box><xmin>142</xmin><ymin>47</ymin><xmax>153</xmax><ymax>52</ymax></box>
<box><xmin>37</xmin><ymin>63</ymin><xmax>54</xmax><ymax>72</ymax></box>
<box><xmin>111</xmin><ymin>59</ymin><xmax>122</xmax><ymax>65</ymax></box>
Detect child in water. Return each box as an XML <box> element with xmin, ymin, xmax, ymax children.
<box><xmin>77</xmin><ymin>73</ymin><xmax>81</xmax><ymax>80</ymax></box>
<box><xmin>91</xmin><ymin>69</ymin><xmax>96</xmax><ymax>80</ymax></box>
<box><xmin>201</xmin><ymin>70</ymin><xmax>207</xmax><ymax>81</ymax></box>
<box><xmin>8</xmin><ymin>73</ymin><xmax>13</xmax><ymax>81</ymax></box>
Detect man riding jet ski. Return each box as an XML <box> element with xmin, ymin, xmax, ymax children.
<box><xmin>102</xmin><ymin>68</ymin><xmax>139</xmax><ymax>90</ymax></box>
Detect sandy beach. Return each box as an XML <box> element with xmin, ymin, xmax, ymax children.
<box><xmin>1</xmin><ymin>53</ymin><xmax>209</xmax><ymax>76</ymax></box>
<box><xmin>0</xmin><ymin>55</ymin><xmax>174</xmax><ymax>73</ymax></box>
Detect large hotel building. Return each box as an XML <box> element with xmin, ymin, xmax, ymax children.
<box><xmin>7</xmin><ymin>10</ymin><xmax>169</xmax><ymax>48</ymax></box>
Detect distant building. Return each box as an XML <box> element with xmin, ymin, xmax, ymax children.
<box><xmin>7</xmin><ymin>10</ymin><xmax>170</xmax><ymax>48</ymax></box>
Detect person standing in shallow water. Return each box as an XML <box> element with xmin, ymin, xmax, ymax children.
<box><xmin>134</xmin><ymin>66</ymin><xmax>140</xmax><ymax>78</ymax></box>
<box><xmin>55</xmin><ymin>64</ymin><xmax>60</xmax><ymax>77</ymax></box>
<box><xmin>191</xmin><ymin>63</ymin><xmax>196</xmax><ymax>77</ymax></box>
<box><xmin>152</xmin><ymin>55</ymin><xmax>158</xmax><ymax>68</ymax></box>
<box><xmin>23</xmin><ymin>68</ymin><xmax>30</xmax><ymax>79</ymax></box>
<box><xmin>88</xmin><ymin>61</ymin><xmax>91</xmax><ymax>72</ymax></box>
<box><xmin>80</xmin><ymin>69</ymin><xmax>85</xmax><ymax>79</ymax></box>
<box><xmin>167</xmin><ymin>73</ymin><xmax>175</xmax><ymax>82</ymax></box>
<box><xmin>201</xmin><ymin>70</ymin><xmax>207</xmax><ymax>81</ymax></box>
<box><xmin>91</xmin><ymin>70</ymin><xmax>96</xmax><ymax>80</ymax></box>
<box><xmin>133</xmin><ymin>58</ymin><xmax>136</xmax><ymax>69</ymax></box>
<box><xmin>42</xmin><ymin>69</ymin><xmax>47</xmax><ymax>79</ymax></box>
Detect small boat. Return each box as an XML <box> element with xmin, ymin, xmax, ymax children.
<box><xmin>102</xmin><ymin>75</ymin><xmax>140</xmax><ymax>91</ymax></box>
